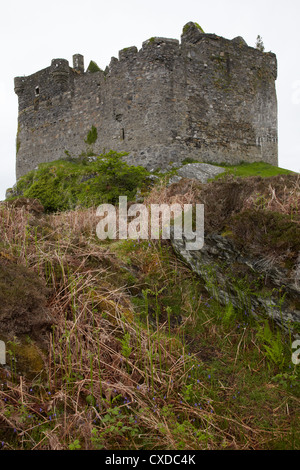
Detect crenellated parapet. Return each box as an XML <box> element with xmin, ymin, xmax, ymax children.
<box><xmin>73</xmin><ymin>54</ymin><xmax>84</xmax><ymax>73</ymax></box>
<box><xmin>142</xmin><ymin>37</ymin><xmax>180</xmax><ymax>49</ymax></box>
<box><xmin>181</xmin><ymin>21</ymin><xmax>206</xmax><ymax>44</ymax></box>
<box><xmin>14</xmin><ymin>22</ymin><xmax>278</xmax><ymax>179</ymax></box>
<box><xmin>50</xmin><ymin>59</ymin><xmax>70</xmax><ymax>89</ymax></box>
<box><xmin>118</xmin><ymin>46</ymin><xmax>138</xmax><ymax>61</ymax></box>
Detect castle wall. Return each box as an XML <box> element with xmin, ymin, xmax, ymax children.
<box><xmin>14</xmin><ymin>23</ymin><xmax>278</xmax><ymax>179</ymax></box>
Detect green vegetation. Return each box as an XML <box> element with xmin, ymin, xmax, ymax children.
<box><xmin>183</xmin><ymin>22</ymin><xmax>205</xmax><ymax>34</ymax></box>
<box><xmin>194</xmin><ymin>22</ymin><xmax>205</xmax><ymax>33</ymax></box>
<box><xmin>181</xmin><ymin>157</ymin><xmax>200</xmax><ymax>165</ymax></box>
<box><xmin>0</xmin><ymin>202</ymin><xmax>299</xmax><ymax>449</ymax></box>
<box><xmin>87</xmin><ymin>60</ymin><xmax>102</xmax><ymax>73</ymax></box>
<box><xmin>7</xmin><ymin>151</ymin><xmax>151</xmax><ymax>212</ymax></box>
<box><xmin>256</xmin><ymin>35</ymin><xmax>265</xmax><ymax>52</ymax></box>
<box><xmin>84</xmin><ymin>125</ymin><xmax>98</xmax><ymax>146</ymax></box>
<box><xmin>1</xmin><ymin>160</ymin><xmax>299</xmax><ymax>450</ymax></box>
<box><xmin>212</xmin><ymin>161</ymin><xmax>294</xmax><ymax>179</ymax></box>
<box><xmin>166</xmin><ymin>160</ymin><xmax>293</xmax><ymax>180</ymax></box>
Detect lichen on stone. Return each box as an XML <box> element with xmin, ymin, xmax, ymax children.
<box><xmin>183</xmin><ymin>21</ymin><xmax>205</xmax><ymax>35</ymax></box>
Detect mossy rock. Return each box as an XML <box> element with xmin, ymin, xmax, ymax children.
<box><xmin>182</xmin><ymin>22</ymin><xmax>205</xmax><ymax>35</ymax></box>
<box><xmin>0</xmin><ymin>257</ymin><xmax>53</xmax><ymax>342</ymax></box>
<box><xmin>0</xmin><ymin>334</ymin><xmax>45</xmax><ymax>379</ymax></box>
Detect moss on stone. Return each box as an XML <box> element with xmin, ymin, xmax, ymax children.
<box><xmin>87</xmin><ymin>60</ymin><xmax>102</xmax><ymax>73</ymax></box>
<box><xmin>194</xmin><ymin>22</ymin><xmax>205</xmax><ymax>33</ymax></box>
<box><xmin>84</xmin><ymin>125</ymin><xmax>98</xmax><ymax>145</ymax></box>
<box><xmin>5</xmin><ymin>337</ymin><xmax>45</xmax><ymax>379</ymax></box>
<box><xmin>183</xmin><ymin>22</ymin><xmax>205</xmax><ymax>35</ymax></box>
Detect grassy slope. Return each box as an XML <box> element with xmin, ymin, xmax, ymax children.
<box><xmin>8</xmin><ymin>152</ymin><xmax>151</xmax><ymax>212</ymax></box>
<box><xmin>211</xmin><ymin>161</ymin><xmax>295</xmax><ymax>179</ymax></box>
<box><xmin>1</xmin><ymin>164</ymin><xmax>299</xmax><ymax>450</ymax></box>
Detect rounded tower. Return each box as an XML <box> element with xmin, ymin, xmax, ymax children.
<box><xmin>50</xmin><ymin>59</ymin><xmax>70</xmax><ymax>90</ymax></box>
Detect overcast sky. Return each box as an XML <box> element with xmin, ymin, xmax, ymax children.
<box><xmin>0</xmin><ymin>0</ymin><xmax>299</xmax><ymax>200</ymax></box>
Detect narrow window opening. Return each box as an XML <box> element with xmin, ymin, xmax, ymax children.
<box><xmin>121</xmin><ymin>128</ymin><xmax>125</xmax><ymax>140</ymax></box>
<box><xmin>35</xmin><ymin>86</ymin><xmax>40</xmax><ymax>96</ymax></box>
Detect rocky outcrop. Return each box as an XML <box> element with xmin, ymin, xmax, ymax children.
<box><xmin>168</xmin><ymin>163</ymin><xmax>225</xmax><ymax>184</ymax></box>
<box><xmin>171</xmin><ymin>231</ymin><xmax>300</xmax><ymax>337</ymax></box>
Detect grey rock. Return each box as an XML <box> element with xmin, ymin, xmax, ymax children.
<box><xmin>176</xmin><ymin>163</ymin><xmax>225</xmax><ymax>183</ymax></box>
<box><xmin>232</xmin><ymin>36</ymin><xmax>248</xmax><ymax>46</ymax></box>
<box><xmin>5</xmin><ymin>188</ymin><xmax>14</xmax><ymax>199</ymax></box>
<box><xmin>171</xmin><ymin>231</ymin><xmax>300</xmax><ymax>337</ymax></box>
<box><xmin>168</xmin><ymin>175</ymin><xmax>183</xmax><ymax>185</ymax></box>
<box><xmin>168</xmin><ymin>162</ymin><xmax>225</xmax><ymax>185</ymax></box>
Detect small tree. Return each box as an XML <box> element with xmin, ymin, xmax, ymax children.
<box><xmin>256</xmin><ymin>35</ymin><xmax>265</xmax><ymax>52</ymax></box>
<box><xmin>87</xmin><ymin>60</ymin><xmax>102</xmax><ymax>73</ymax></box>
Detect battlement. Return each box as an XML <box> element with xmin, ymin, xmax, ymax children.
<box><xmin>14</xmin><ymin>22</ymin><xmax>278</xmax><ymax>178</ymax></box>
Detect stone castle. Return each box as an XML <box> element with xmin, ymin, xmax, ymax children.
<box><xmin>14</xmin><ymin>22</ymin><xmax>278</xmax><ymax>179</ymax></box>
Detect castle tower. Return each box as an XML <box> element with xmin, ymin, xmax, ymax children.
<box><xmin>73</xmin><ymin>54</ymin><xmax>84</xmax><ymax>73</ymax></box>
<box><xmin>50</xmin><ymin>59</ymin><xmax>70</xmax><ymax>89</ymax></box>
<box><xmin>14</xmin><ymin>23</ymin><xmax>278</xmax><ymax>179</ymax></box>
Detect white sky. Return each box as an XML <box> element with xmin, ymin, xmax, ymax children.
<box><xmin>0</xmin><ymin>0</ymin><xmax>299</xmax><ymax>200</ymax></box>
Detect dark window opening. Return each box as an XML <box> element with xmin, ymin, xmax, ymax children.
<box><xmin>35</xmin><ymin>86</ymin><xmax>40</xmax><ymax>96</ymax></box>
<box><xmin>121</xmin><ymin>128</ymin><xmax>125</xmax><ymax>140</ymax></box>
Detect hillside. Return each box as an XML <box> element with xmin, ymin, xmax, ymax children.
<box><xmin>0</xmin><ymin>155</ymin><xmax>299</xmax><ymax>450</ymax></box>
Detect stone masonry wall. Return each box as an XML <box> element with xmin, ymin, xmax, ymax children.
<box><xmin>14</xmin><ymin>22</ymin><xmax>278</xmax><ymax>179</ymax></box>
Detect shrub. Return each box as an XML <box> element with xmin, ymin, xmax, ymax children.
<box><xmin>87</xmin><ymin>60</ymin><xmax>102</xmax><ymax>73</ymax></box>
<box><xmin>256</xmin><ymin>35</ymin><xmax>265</xmax><ymax>52</ymax></box>
<box><xmin>8</xmin><ymin>151</ymin><xmax>151</xmax><ymax>212</ymax></box>
<box><xmin>85</xmin><ymin>125</ymin><xmax>98</xmax><ymax>146</ymax></box>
